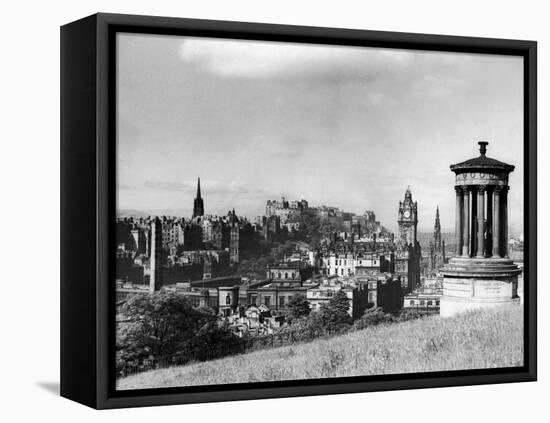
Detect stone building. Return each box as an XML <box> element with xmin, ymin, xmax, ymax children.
<box><xmin>192</xmin><ymin>177</ymin><xmax>205</xmax><ymax>218</ymax></box>
<box><xmin>162</xmin><ymin>220</ymin><xmax>184</xmax><ymax>249</ymax></box>
<box><xmin>241</xmin><ymin>261</ymin><xmax>314</xmax><ymax>312</ymax></box>
<box><xmin>441</xmin><ymin>142</ymin><xmax>522</xmax><ymax>316</ymax></box>
<box><xmin>403</xmin><ymin>288</ymin><xmax>441</xmax><ymax>314</ymax></box>
<box><xmin>149</xmin><ymin>217</ymin><xmax>163</xmax><ymax>292</ymax></box>
<box><xmin>395</xmin><ymin>187</ymin><xmax>422</xmax><ymax>293</ymax></box>
<box><xmin>266</xmin><ymin>261</ymin><xmax>313</xmax><ymax>283</ymax></box>
<box><xmin>429</xmin><ymin>206</ymin><xmax>446</xmax><ymax>272</ymax></box>
<box><xmin>228</xmin><ymin>209</ymin><xmax>240</xmax><ymax>264</ymax></box>
<box><xmin>265</xmin><ymin>197</ymin><xmax>308</xmax><ymax>224</ymax></box>
<box><xmin>324</xmin><ymin>252</ymin><xmax>393</xmax><ymax>277</ymax></box>
<box><xmin>306</xmin><ymin>277</ymin><xmax>370</xmax><ymax>319</ymax></box>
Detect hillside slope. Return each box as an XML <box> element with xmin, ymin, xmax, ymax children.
<box><xmin>117</xmin><ymin>305</ymin><xmax>523</xmax><ymax>390</ymax></box>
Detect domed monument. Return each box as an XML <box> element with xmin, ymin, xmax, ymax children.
<box><xmin>441</xmin><ymin>141</ymin><xmax>521</xmax><ymax>317</ymax></box>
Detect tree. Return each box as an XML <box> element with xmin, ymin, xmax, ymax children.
<box><xmin>182</xmin><ymin>321</ymin><xmax>243</xmax><ymax>362</ymax></box>
<box><xmin>319</xmin><ymin>290</ymin><xmax>351</xmax><ymax>328</ymax></box>
<box><xmin>288</xmin><ymin>294</ymin><xmax>311</xmax><ymax>319</ymax></box>
<box><xmin>236</xmin><ymin>255</ymin><xmax>274</xmax><ymax>279</ymax></box>
<box><xmin>118</xmin><ymin>291</ymin><xmax>215</xmax><ymax>359</ymax></box>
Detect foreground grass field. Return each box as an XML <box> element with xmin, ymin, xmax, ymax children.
<box><xmin>117</xmin><ymin>305</ymin><xmax>523</xmax><ymax>390</ymax></box>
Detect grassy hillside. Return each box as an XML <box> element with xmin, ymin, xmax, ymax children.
<box><xmin>117</xmin><ymin>305</ymin><xmax>523</xmax><ymax>390</ymax></box>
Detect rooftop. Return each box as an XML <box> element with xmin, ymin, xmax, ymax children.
<box><xmin>450</xmin><ymin>141</ymin><xmax>515</xmax><ymax>173</ymax></box>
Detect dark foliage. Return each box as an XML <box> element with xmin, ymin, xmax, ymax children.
<box><xmin>177</xmin><ymin>322</ymin><xmax>244</xmax><ymax>363</ymax></box>
<box><xmin>116</xmin><ymin>291</ymin><xmax>216</xmax><ymax>375</ymax></box>
<box><xmin>288</xmin><ymin>294</ymin><xmax>311</xmax><ymax>319</ymax></box>
<box><xmin>318</xmin><ymin>290</ymin><xmax>352</xmax><ymax>329</ymax></box>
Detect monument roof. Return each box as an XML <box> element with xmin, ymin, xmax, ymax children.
<box><xmin>450</xmin><ymin>142</ymin><xmax>515</xmax><ymax>173</ymax></box>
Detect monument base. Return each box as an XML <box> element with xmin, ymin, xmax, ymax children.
<box><xmin>441</xmin><ymin>257</ymin><xmax>521</xmax><ymax>318</ymax></box>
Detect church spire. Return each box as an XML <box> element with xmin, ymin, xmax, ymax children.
<box><xmin>192</xmin><ymin>176</ymin><xmax>205</xmax><ymax>218</ymax></box>
<box><xmin>434</xmin><ymin>205</ymin><xmax>442</xmax><ymax>251</ymax></box>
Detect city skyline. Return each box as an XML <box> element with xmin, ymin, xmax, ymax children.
<box><xmin>116</xmin><ymin>33</ymin><xmax>524</xmax><ymax>234</ymax></box>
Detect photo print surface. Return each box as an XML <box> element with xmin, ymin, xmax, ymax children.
<box><xmin>114</xmin><ymin>33</ymin><xmax>524</xmax><ymax>390</ymax></box>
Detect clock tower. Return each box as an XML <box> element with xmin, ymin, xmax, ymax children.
<box><xmin>398</xmin><ymin>186</ymin><xmax>418</xmax><ymax>246</ymax></box>
<box><xmin>395</xmin><ymin>187</ymin><xmax>421</xmax><ymax>293</ymax></box>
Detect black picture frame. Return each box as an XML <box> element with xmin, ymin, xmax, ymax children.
<box><xmin>60</xmin><ymin>12</ymin><xmax>537</xmax><ymax>409</ymax></box>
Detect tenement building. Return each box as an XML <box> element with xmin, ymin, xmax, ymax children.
<box><xmin>441</xmin><ymin>142</ymin><xmax>521</xmax><ymax>317</ymax></box>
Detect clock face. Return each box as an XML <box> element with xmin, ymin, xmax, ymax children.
<box><xmin>404</xmin><ymin>210</ymin><xmax>410</xmax><ymax>218</ymax></box>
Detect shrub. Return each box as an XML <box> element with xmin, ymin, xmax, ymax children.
<box><xmin>353</xmin><ymin>307</ymin><xmax>395</xmax><ymax>330</ymax></box>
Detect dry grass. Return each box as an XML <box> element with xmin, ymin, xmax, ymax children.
<box><xmin>117</xmin><ymin>305</ymin><xmax>523</xmax><ymax>390</ymax></box>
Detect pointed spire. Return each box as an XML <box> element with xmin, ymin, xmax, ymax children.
<box><xmin>404</xmin><ymin>185</ymin><xmax>412</xmax><ymax>201</ymax></box>
<box><xmin>196</xmin><ymin>177</ymin><xmax>202</xmax><ymax>199</ymax></box>
<box><xmin>192</xmin><ymin>176</ymin><xmax>205</xmax><ymax>218</ymax></box>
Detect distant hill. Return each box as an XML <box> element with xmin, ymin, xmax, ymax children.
<box><xmin>117</xmin><ymin>305</ymin><xmax>522</xmax><ymax>390</ymax></box>
<box><xmin>417</xmin><ymin>231</ymin><xmax>457</xmax><ymax>252</ymax></box>
<box><xmin>117</xmin><ymin>209</ymin><xmax>151</xmax><ymax>218</ymax></box>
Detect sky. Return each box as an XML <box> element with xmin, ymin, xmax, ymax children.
<box><xmin>116</xmin><ymin>33</ymin><xmax>524</xmax><ymax>234</ymax></box>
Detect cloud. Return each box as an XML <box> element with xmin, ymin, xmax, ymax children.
<box><xmin>179</xmin><ymin>37</ymin><xmax>414</xmax><ymax>79</ymax></box>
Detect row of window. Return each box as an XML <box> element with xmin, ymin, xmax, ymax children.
<box><xmin>250</xmin><ymin>295</ymin><xmax>293</xmax><ymax>307</ymax></box>
<box><xmin>332</xmin><ymin>259</ymin><xmax>379</xmax><ymax>266</ymax></box>
<box><xmin>331</xmin><ymin>268</ymin><xmax>353</xmax><ymax>276</ymax></box>
<box><xmin>408</xmin><ymin>299</ymin><xmax>440</xmax><ymax>306</ymax></box>
<box><xmin>271</xmin><ymin>272</ymin><xmax>297</xmax><ymax>279</ymax></box>
<box><xmin>309</xmin><ymin>291</ymin><xmax>335</xmax><ymax>298</ymax></box>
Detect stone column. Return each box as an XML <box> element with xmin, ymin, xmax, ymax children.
<box><xmin>493</xmin><ymin>186</ymin><xmax>501</xmax><ymax>257</ymax></box>
<box><xmin>476</xmin><ymin>186</ymin><xmax>486</xmax><ymax>258</ymax></box>
<box><xmin>455</xmin><ymin>186</ymin><xmax>463</xmax><ymax>256</ymax></box>
<box><xmin>486</xmin><ymin>189</ymin><xmax>493</xmax><ymax>256</ymax></box>
<box><xmin>462</xmin><ymin>186</ymin><xmax>470</xmax><ymax>257</ymax></box>
<box><xmin>502</xmin><ymin>186</ymin><xmax>509</xmax><ymax>258</ymax></box>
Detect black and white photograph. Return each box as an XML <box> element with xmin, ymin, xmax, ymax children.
<box><xmin>114</xmin><ymin>33</ymin><xmax>526</xmax><ymax>390</ymax></box>
<box><xmin>3</xmin><ymin>0</ymin><xmax>547</xmax><ymax>419</ymax></box>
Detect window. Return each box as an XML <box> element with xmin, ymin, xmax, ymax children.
<box><xmin>427</xmin><ymin>300</ymin><xmax>433</xmax><ymax>306</ymax></box>
<box><xmin>280</xmin><ymin>296</ymin><xmax>285</xmax><ymax>307</ymax></box>
<box><xmin>436</xmin><ymin>300</ymin><xmax>440</xmax><ymax>306</ymax></box>
<box><xmin>278</xmin><ymin>272</ymin><xmax>282</xmax><ymax>279</ymax></box>
<box><xmin>264</xmin><ymin>296</ymin><xmax>271</xmax><ymax>307</ymax></box>
<box><xmin>285</xmin><ymin>272</ymin><xmax>288</xmax><ymax>279</ymax></box>
<box><xmin>226</xmin><ymin>293</ymin><xmax>231</xmax><ymax>305</ymax></box>
<box><xmin>420</xmin><ymin>300</ymin><xmax>425</xmax><ymax>306</ymax></box>
<box><xmin>410</xmin><ymin>300</ymin><xmax>415</xmax><ymax>306</ymax></box>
